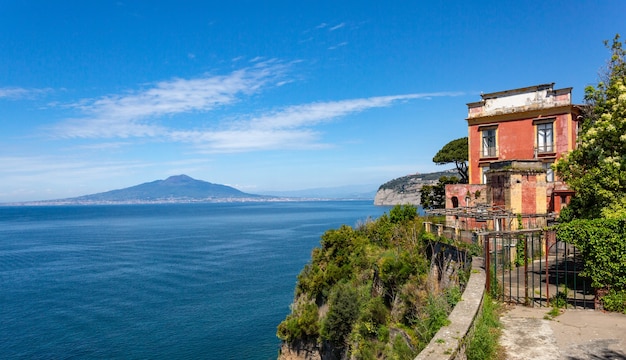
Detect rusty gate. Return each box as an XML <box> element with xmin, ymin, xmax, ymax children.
<box><xmin>483</xmin><ymin>229</ymin><xmax>594</xmax><ymax>309</ymax></box>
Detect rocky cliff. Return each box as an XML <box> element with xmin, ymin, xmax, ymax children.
<box><xmin>374</xmin><ymin>170</ymin><xmax>457</xmax><ymax>206</ymax></box>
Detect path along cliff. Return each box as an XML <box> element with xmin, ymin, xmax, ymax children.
<box><xmin>499</xmin><ymin>305</ymin><xmax>626</xmax><ymax>359</ymax></box>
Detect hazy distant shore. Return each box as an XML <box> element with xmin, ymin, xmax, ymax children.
<box><xmin>1</xmin><ymin>197</ymin><xmax>380</xmax><ymax>207</ymax></box>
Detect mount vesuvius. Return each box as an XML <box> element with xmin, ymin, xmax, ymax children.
<box><xmin>35</xmin><ymin>175</ymin><xmax>271</xmax><ymax>204</ymax></box>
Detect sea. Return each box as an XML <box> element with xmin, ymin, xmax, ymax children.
<box><xmin>0</xmin><ymin>201</ymin><xmax>390</xmax><ymax>360</ymax></box>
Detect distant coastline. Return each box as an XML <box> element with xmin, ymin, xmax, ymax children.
<box><xmin>1</xmin><ymin>197</ymin><xmax>381</xmax><ymax>207</ymax></box>
<box><xmin>1</xmin><ymin>174</ymin><xmax>378</xmax><ymax>206</ymax></box>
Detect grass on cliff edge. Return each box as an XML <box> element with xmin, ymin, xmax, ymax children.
<box><xmin>465</xmin><ymin>294</ymin><xmax>505</xmax><ymax>360</ymax></box>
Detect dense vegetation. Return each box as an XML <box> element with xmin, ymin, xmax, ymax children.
<box><xmin>555</xmin><ymin>35</ymin><xmax>626</xmax><ymax>313</ymax></box>
<box><xmin>419</xmin><ymin>176</ymin><xmax>460</xmax><ymax>210</ymax></box>
<box><xmin>556</xmin><ymin>35</ymin><xmax>626</xmax><ymax>220</ymax></box>
<box><xmin>555</xmin><ymin>218</ymin><xmax>626</xmax><ymax>313</ymax></box>
<box><xmin>277</xmin><ymin>205</ymin><xmax>467</xmax><ymax>359</ymax></box>
<box><xmin>377</xmin><ymin>170</ymin><xmax>457</xmax><ymax>192</ymax></box>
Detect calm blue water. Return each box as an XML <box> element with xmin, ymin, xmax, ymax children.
<box><xmin>0</xmin><ymin>201</ymin><xmax>389</xmax><ymax>360</ymax></box>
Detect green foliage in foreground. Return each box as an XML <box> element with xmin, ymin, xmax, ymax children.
<box><xmin>556</xmin><ymin>35</ymin><xmax>626</xmax><ymax>219</ymax></box>
<box><xmin>552</xmin><ymin>36</ymin><xmax>626</xmax><ymax>312</ymax></box>
<box><xmin>465</xmin><ymin>295</ymin><xmax>502</xmax><ymax>360</ymax></box>
<box><xmin>555</xmin><ymin>218</ymin><xmax>626</xmax><ymax>291</ymax></box>
<box><xmin>277</xmin><ymin>205</ymin><xmax>468</xmax><ymax>359</ymax></box>
<box><xmin>602</xmin><ymin>289</ymin><xmax>626</xmax><ymax>313</ymax></box>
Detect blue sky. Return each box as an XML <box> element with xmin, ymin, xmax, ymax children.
<box><xmin>1</xmin><ymin>1</ymin><xmax>624</xmax><ymax>201</ymax></box>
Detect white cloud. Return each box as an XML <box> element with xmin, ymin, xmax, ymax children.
<box><xmin>329</xmin><ymin>23</ymin><xmax>345</xmax><ymax>31</ymax></box>
<box><xmin>47</xmin><ymin>58</ymin><xmax>463</xmax><ymax>154</ymax></box>
<box><xmin>52</xmin><ymin>60</ymin><xmax>289</xmax><ymax>139</ymax></box>
<box><xmin>328</xmin><ymin>42</ymin><xmax>348</xmax><ymax>50</ymax></box>
<box><xmin>0</xmin><ymin>87</ymin><xmax>51</xmax><ymax>100</ymax></box>
<box><xmin>58</xmin><ymin>91</ymin><xmax>464</xmax><ymax>153</ymax></box>
<box><xmin>169</xmin><ymin>92</ymin><xmax>464</xmax><ymax>153</ymax></box>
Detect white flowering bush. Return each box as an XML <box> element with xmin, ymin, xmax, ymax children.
<box><xmin>556</xmin><ymin>34</ymin><xmax>626</xmax><ymax>219</ymax></box>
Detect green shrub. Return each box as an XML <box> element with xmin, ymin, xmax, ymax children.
<box><xmin>360</xmin><ymin>296</ymin><xmax>388</xmax><ymax>329</ymax></box>
<box><xmin>321</xmin><ymin>282</ymin><xmax>360</xmax><ymax>346</ymax></box>
<box><xmin>602</xmin><ymin>289</ymin><xmax>626</xmax><ymax>313</ymax></box>
<box><xmin>445</xmin><ymin>286</ymin><xmax>462</xmax><ymax>307</ymax></box>
<box><xmin>362</xmin><ymin>213</ymin><xmax>393</xmax><ymax>247</ymax></box>
<box><xmin>555</xmin><ymin>218</ymin><xmax>626</xmax><ymax>291</ymax></box>
<box><xmin>377</xmin><ymin>325</ymin><xmax>389</xmax><ymax>342</ymax></box>
<box><xmin>379</xmin><ymin>252</ymin><xmax>415</xmax><ymax>301</ymax></box>
<box><xmin>276</xmin><ymin>301</ymin><xmax>319</xmax><ymax>341</ymax></box>
<box><xmin>550</xmin><ymin>286</ymin><xmax>568</xmax><ymax>309</ymax></box>
<box><xmin>413</xmin><ymin>294</ymin><xmax>451</xmax><ymax>344</ymax></box>
<box><xmin>420</xmin><ymin>231</ymin><xmax>437</xmax><ymax>243</ymax></box>
<box><xmin>386</xmin><ymin>333</ymin><xmax>416</xmax><ymax>360</ymax></box>
<box><xmin>389</xmin><ymin>204</ymin><xmax>418</xmax><ymax>224</ymax></box>
<box><xmin>463</xmin><ymin>242</ymin><xmax>483</xmax><ymax>257</ymax></box>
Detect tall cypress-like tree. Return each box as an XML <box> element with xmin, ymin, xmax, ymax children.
<box><xmin>556</xmin><ymin>34</ymin><xmax>626</xmax><ymax>219</ymax></box>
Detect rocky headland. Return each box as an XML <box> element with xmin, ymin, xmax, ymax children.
<box><xmin>373</xmin><ymin>169</ymin><xmax>457</xmax><ymax>206</ymax></box>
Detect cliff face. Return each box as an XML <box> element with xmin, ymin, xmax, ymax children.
<box><xmin>373</xmin><ymin>170</ymin><xmax>457</xmax><ymax>206</ymax></box>
<box><xmin>374</xmin><ymin>187</ymin><xmax>423</xmax><ymax>206</ymax></box>
<box><xmin>278</xmin><ymin>341</ymin><xmax>322</xmax><ymax>360</ymax></box>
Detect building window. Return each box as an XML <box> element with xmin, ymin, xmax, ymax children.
<box><xmin>537</xmin><ymin>122</ymin><xmax>554</xmax><ymax>153</ymax></box>
<box><xmin>482</xmin><ymin>128</ymin><xmax>497</xmax><ymax>157</ymax></box>
<box><xmin>451</xmin><ymin>196</ymin><xmax>459</xmax><ymax>208</ymax></box>
<box><xmin>543</xmin><ymin>162</ymin><xmax>554</xmax><ymax>182</ymax></box>
<box><xmin>481</xmin><ymin>165</ymin><xmax>490</xmax><ymax>184</ymax></box>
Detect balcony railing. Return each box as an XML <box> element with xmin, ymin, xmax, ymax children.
<box><xmin>535</xmin><ymin>144</ymin><xmax>556</xmax><ymax>159</ymax></box>
<box><xmin>535</xmin><ymin>144</ymin><xmax>554</xmax><ymax>154</ymax></box>
<box><xmin>481</xmin><ymin>146</ymin><xmax>498</xmax><ymax>158</ymax></box>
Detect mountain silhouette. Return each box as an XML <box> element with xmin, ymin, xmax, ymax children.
<box><xmin>69</xmin><ymin>175</ymin><xmax>261</xmax><ymax>203</ymax></box>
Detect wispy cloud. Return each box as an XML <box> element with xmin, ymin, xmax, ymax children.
<box><xmin>0</xmin><ymin>87</ymin><xmax>51</xmax><ymax>100</ymax></box>
<box><xmin>171</xmin><ymin>92</ymin><xmax>464</xmax><ymax>153</ymax></box>
<box><xmin>47</xmin><ymin>58</ymin><xmax>463</xmax><ymax>154</ymax></box>
<box><xmin>329</xmin><ymin>23</ymin><xmax>345</xmax><ymax>31</ymax></box>
<box><xmin>315</xmin><ymin>22</ymin><xmax>345</xmax><ymax>32</ymax></box>
<box><xmin>328</xmin><ymin>42</ymin><xmax>348</xmax><ymax>50</ymax></box>
<box><xmin>53</xmin><ymin>60</ymin><xmax>289</xmax><ymax>138</ymax></box>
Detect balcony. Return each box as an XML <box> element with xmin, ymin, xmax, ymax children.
<box><xmin>535</xmin><ymin>144</ymin><xmax>555</xmax><ymax>157</ymax></box>
<box><xmin>480</xmin><ymin>146</ymin><xmax>498</xmax><ymax>159</ymax></box>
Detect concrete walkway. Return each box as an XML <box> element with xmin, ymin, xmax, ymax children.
<box><xmin>500</xmin><ymin>305</ymin><xmax>626</xmax><ymax>360</ymax></box>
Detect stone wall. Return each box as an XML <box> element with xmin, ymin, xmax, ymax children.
<box><xmin>414</xmin><ymin>258</ymin><xmax>486</xmax><ymax>360</ymax></box>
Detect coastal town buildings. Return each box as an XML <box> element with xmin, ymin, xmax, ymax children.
<box><xmin>443</xmin><ymin>83</ymin><xmax>582</xmax><ymax>230</ymax></box>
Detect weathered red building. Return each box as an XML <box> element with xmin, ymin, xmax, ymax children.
<box><xmin>444</xmin><ymin>83</ymin><xmax>582</xmax><ymax>229</ymax></box>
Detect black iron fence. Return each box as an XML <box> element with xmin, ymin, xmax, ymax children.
<box><xmin>484</xmin><ymin>230</ymin><xmax>594</xmax><ymax>309</ymax></box>
<box><xmin>423</xmin><ymin>223</ymin><xmax>595</xmax><ymax>309</ymax></box>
